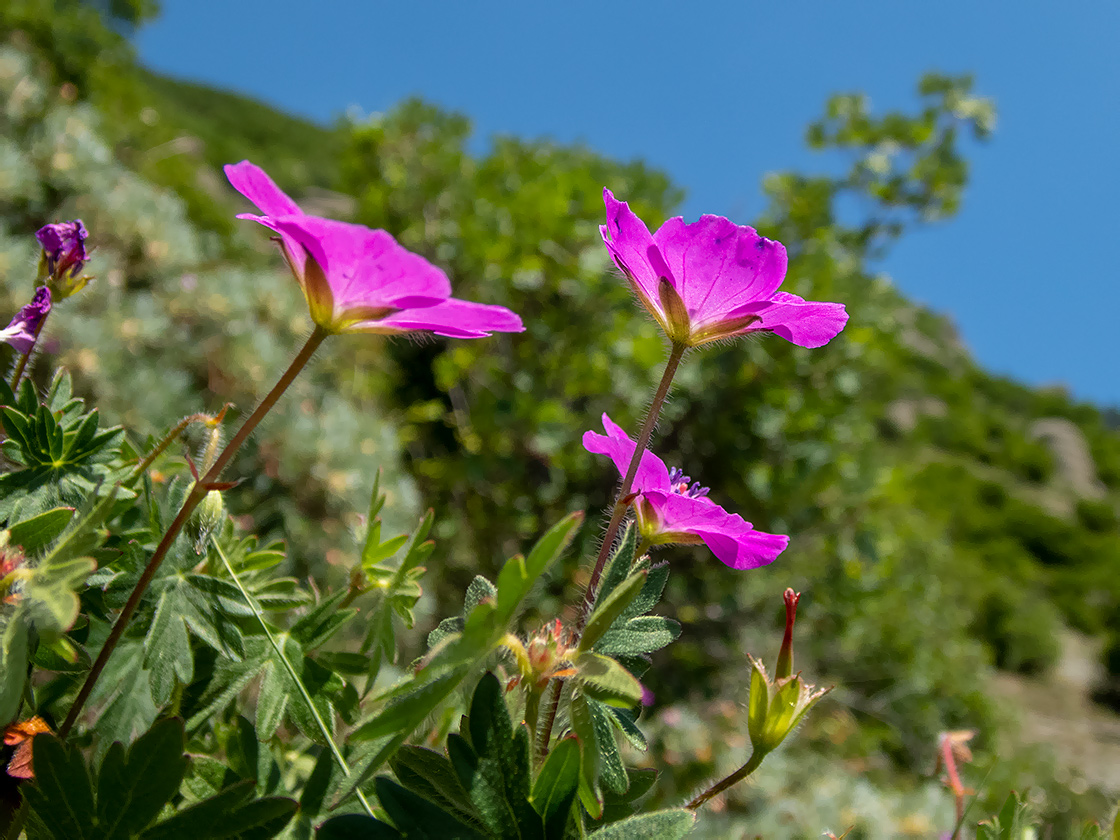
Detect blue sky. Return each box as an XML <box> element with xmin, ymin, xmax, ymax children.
<box><xmin>136</xmin><ymin>1</ymin><xmax>1119</xmax><ymax>407</ymax></box>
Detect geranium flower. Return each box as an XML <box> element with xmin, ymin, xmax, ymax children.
<box><xmin>600</xmin><ymin>189</ymin><xmax>847</xmax><ymax>348</ymax></box>
<box><xmin>0</xmin><ymin>287</ymin><xmax>51</xmax><ymax>353</ymax></box>
<box><xmin>36</xmin><ymin>221</ymin><xmax>90</xmax><ymax>299</ymax></box>
<box><xmin>583</xmin><ymin>413</ymin><xmax>788</xmax><ymax>569</ymax></box>
<box><xmin>224</xmin><ymin>161</ymin><xmax>523</xmax><ymax>338</ymax></box>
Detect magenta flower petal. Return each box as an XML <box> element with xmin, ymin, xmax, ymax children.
<box><xmin>691</xmin><ymin>517</ymin><xmax>790</xmax><ymax>570</ymax></box>
<box><xmin>582</xmin><ymin>413</ymin><xmax>670</xmax><ymax>494</ymax></box>
<box><xmin>268</xmin><ymin>215</ymin><xmax>451</xmax><ymax>311</ymax></box>
<box><xmin>583</xmin><ymin>413</ymin><xmax>787</xmax><ymax>569</ymax></box>
<box><xmin>600</xmin><ymin>189</ymin><xmax>663</xmax><ymax>310</ymax></box>
<box><xmin>600</xmin><ymin>189</ymin><xmax>846</xmax><ymax>349</ymax></box>
<box><xmin>224</xmin><ymin>161</ymin><xmax>303</xmax><ymax>217</ymax></box>
<box><xmin>652</xmin><ymin>215</ymin><xmax>787</xmax><ymax>318</ymax></box>
<box><xmin>225</xmin><ymin>160</ymin><xmax>522</xmax><ymax>339</ymax></box>
<box><xmin>732</xmin><ymin>291</ymin><xmax>850</xmax><ymax>349</ymax></box>
<box><xmin>361</xmin><ymin>297</ymin><xmax>524</xmax><ymax>338</ymax></box>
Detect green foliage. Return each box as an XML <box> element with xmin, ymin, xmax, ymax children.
<box><xmin>23</xmin><ymin>718</ymin><xmax>296</xmax><ymax>839</ymax></box>
<box><xmin>0</xmin><ymin>372</ymin><xmax>125</xmax><ymax>523</ymax></box>
<box><xmin>321</xmin><ymin>674</ymin><xmax>580</xmax><ymax>840</ymax></box>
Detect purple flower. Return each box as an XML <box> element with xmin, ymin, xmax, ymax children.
<box><xmin>599</xmin><ymin>189</ymin><xmax>847</xmax><ymax>348</ymax></box>
<box><xmin>224</xmin><ymin>161</ymin><xmax>523</xmax><ymax>338</ymax></box>
<box><xmin>583</xmin><ymin>413</ymin><xmax>788</xmax><ymax>570</ymax></box>
<box><xmin>36</xmin><ymin>221</ymin><xmax>90</xmax><ymax>299</ymax></box>
<box><xmin>0</xmin><ymin>288</ymin><xmax>51</xmax><ymax>354</ymax></box>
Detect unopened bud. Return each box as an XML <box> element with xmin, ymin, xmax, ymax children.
<box><xmin>35</xmin><ymin>221</ymin><xmax>91</xmax><ymax>300</ymax></box>
<box><xmin>191</xmin><ymin>489</ymin><xmax>226</xmax><ymax>553</ymax></box>
<box><xmin>776</xmin><ymin>588</ymin><xmax>800</xmax><ymax>680</ymax></box>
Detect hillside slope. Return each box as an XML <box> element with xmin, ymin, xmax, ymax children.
<box><xmin>4</xmin><ymin>3</ymin><xmax>1120</xmax><ymax>832</ymax></box>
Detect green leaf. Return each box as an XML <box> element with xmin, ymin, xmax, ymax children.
<box><xmin>592</xmin><ymin>523</ymin><xmax>638</xmax><ymax>610</ymax></box>
<box><xmin>7</xmin><ymin>507</ymin><xmax>75</xmax><ymax>553</ymax></box>
<box><xmin>138</xmin><ymin>779</ymin><xmax>295</xmax><ymax>839</ymax></box>
<box><xmin>0</xmin><ymin>619</ymin><xmax>29</xmax><ymax>723</ymax></box>
<box><xmin>317</xmin><ymin>814</ymin><xmax>402</xmax><ymax>840</ymax></box>
<box><xmin>588</xmin><ymin>700</ymin><xmax>628</xmax><ymax>795</ymax></box>
<box><xmin>390</xmin><ymin>745</ymin><xmax>477</xmax><ymax>827</ymax></box>
<box><xmin>446</xmin><ymin>674</ymin><xmax>538</xmax><ymax>839</ymax></box>
<box><xmin>95</xmin><ymin>719</ymin><xmax>189</xmax><ymax>840</ymax></box>
<box><xmin>374</xmin><ymin>776</ymin><xmax>484</xmax><ymax>839</ymax></box>
<box><xmin>143</xmin><ymin>590</ymin><xmax>194</xmax><ymax>706</ymax></box>
<box><xmin>578</xmin><ymin>570</ymin><xmax>646</xmax><ymax>653</ymax></box>
<box><xmin>24</xmin><ymin>733</ymin><xmax>97</xmax><ymax>839</ymax></box>
<box><xmin>570</xmin><ymin>692</ymin><xmax>601</xmax><ymax>820</ymax></box>
<box><xmin>524</xmin><ymin>511</ymin><xmax>583</xmax><ymax>583</ymax></box>
<box><xmin>574</xmin><ymin>652</ymin><xmax>644</xmax><ymax>708</ymax></box>
<box><xmin>350</xmin><ymin>667</ymin><xmax>468</xmax><ymax>743</ymax></box>
<box><xmin>530</xmin><ymin>737</ymin><xmax>580</xmax><ymax>840</ymax></box>
<box><xmin>587</xmin><ymin>809</ymin><xmax>695</xmax><ymax>839</ymax></box>
<box><xmin>595</xmin><ymin>616</ymin><xmax>681</xmax><ymax>657</ymax></box>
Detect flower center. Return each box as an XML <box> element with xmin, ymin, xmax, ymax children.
<box><xmin>667</xmin><ymin>466</ymin><xmax>710</xmax><ymax>499</ymax></box>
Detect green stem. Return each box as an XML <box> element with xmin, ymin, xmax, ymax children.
<box><xmin>9</xmin><ymin>309</ymin><xmax>50</xmax><ymax>392</ymax></box>
<box><xmin>578</xmin><ymin>341</ymin><xmax>686</xmax><ymax>633</ymax></box>
<box><xmin>686</xmin><ymin>749</ymin><xmax>766</xmax><ymax>810</ymax></box>
<box><xmin>534</xmin><ymin>344</ymin><xmax>687</xmax><ymax>760</ymax></box>
<box><xmin>59</xmin><ymin>327</ymin><xmax>329</xmax><ymax>738</ymax></box>
<box><xmin>212</xmin><ymin>537</ymin><xmax>375</xmax><ymax>819</ymax></box>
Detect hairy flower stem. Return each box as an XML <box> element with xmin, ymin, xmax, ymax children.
<box><xmin>59</xmin><ymin>327</ymin><xmax>329</xmax><ymax>738</ymax></box>
<box><xmin>8</xmin><ymin>311</ymin><xmax>49</xmax><ymax>392</ymax></box>
<box><xmin>536</xmin><ymin>343</ymin><xmax>687</xmax><ymax>758</ymax></box>
<box><xmin>579</xmin><ymin>340</ymin><xmax>686</xmax><ymax>631</ymax></box>
<box><xmin>686</xmin><ymin>748</ymin><xmax>765</xmax><ymax>810</ymax></box>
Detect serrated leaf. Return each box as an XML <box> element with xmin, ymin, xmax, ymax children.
<box><xmin>144</xmin><ymin>590</ymin><xmax>193</xmax><ymax>706</ymax></box>
<box><xmin>587</xmin><ymin>809</ymin><xmax>695</xmax><ymax>839</ymax></box>
<box><xmin>531</xmin><ymin>737</ymin><xmax>580</xmax><ymax>840</ymax></box>
<box><xmin>24</xmin><ymin>734</ymin><xmax>96</xmax><ymax>839</ymax></box>
<box><xmin>578</xmin><ymin>570</ymin><xmax>646</xmax><ymax>653</ymax></box>
<box><xmin>96</xmin><ymin>719</ymin><xmax>188</xmax><ymax>840</ymax></box>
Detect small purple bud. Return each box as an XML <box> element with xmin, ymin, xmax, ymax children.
<box><xmin>0</xmin><ymin>287</ymin><xmax>52</xmax><ymax>354</ymax></box>
<box><xmin>35</xmin><ymin>221</ymin><xmax>91</xmax><ymax>299</ymax></box>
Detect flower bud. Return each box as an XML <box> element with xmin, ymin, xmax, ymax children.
<box><xmin>0</xmin><ymin>287</ymin><xmax>51</xmax><ymax>353</ymax></box>
<box><xmin>775</xmin><ymin>588</ymin><xmax>800</xmax><ymax>680</ymax></box>
<box><xmin>191</xmin><ymin>489</ymin><xmax>226</xmax><ymax>553</ymax></box>
<box><xmin>746</xmin><ymin>655</ymin><xmax>829</xmax><ymax>757</ymax></box>
<box><xmin>35</xmin><ymin>221</ymin><xmax>91</xmax><ymax>300</ymax></box>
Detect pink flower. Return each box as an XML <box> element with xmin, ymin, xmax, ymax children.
<box><xmin>583</xmin><ymin>413</ymin><xmax>788</xmax><ymax>570</ymax></box>
<box><xmin>0</xmin><ymin>288</ymin><xmax>51</xmax><ymax>353</ymax></box>
<box><xmin>224</xmin><ymin>161</ymin><xmax>523</xmax><ymax>338</ymax></box>
<box><xmin>600</xmin><ymin>189</ymin><xmax>847</xmax><ymax>348</ymax></box>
